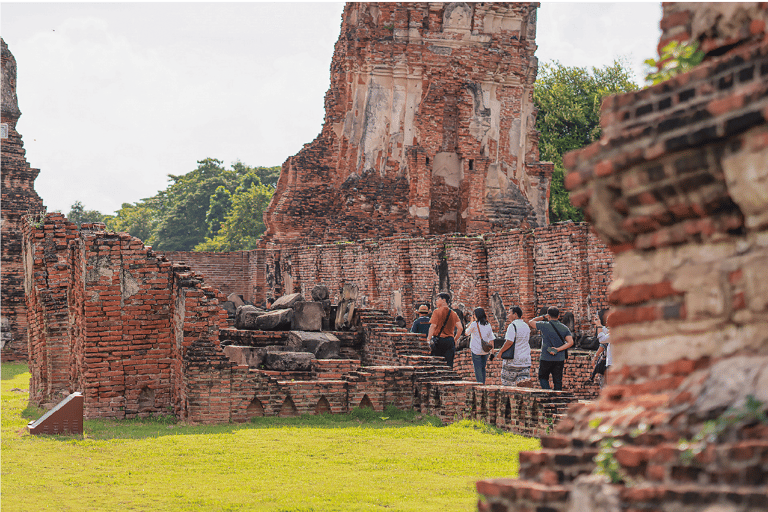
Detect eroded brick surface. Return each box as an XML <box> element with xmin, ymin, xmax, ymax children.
<box><xmin>261</xmin><ymin>2</ymin><xmax>553</xmax><ymax>246</ymax></box>
<box><xmin>477</xmin><ymin>3</ymin><xmax>768</xmax><ymax>511</ymax></box>
<box><xmin>1</xmin><ymin>38</ymin><xmax>44</xmax><ymax>361</ymax></box>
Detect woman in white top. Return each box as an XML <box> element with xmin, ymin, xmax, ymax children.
<box><xmin>467</xmin><ymin>307</ymin><xmax>495</xmax><ymax>384</ymax></box>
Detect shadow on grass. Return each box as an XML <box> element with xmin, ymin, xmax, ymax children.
<box><xmin>1</xmin><ymin>362</ymin><xmax>30</xmax><ymax>381</ymax></box>
<box><xmin>38</xmin><ymin>406</ymin><xmax>446</xmax><ymax>442</ymax></box>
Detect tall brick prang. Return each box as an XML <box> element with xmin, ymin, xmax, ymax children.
<box><xmin>262</xmin><ymin>3</ymin><xmax>553</xmax><ymax>246</ymax></box>
<box><xmin>1</xmin><ymin>38</ymin><xmax>44</xmax><ymax>361</ymax></box>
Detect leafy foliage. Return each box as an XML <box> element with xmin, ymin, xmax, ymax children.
<box><xmin>205</xmin><ymin>186</ymin><xmax>232</xmax><ymax>237</ymax></box>
<box><xmin>534</xmin><ymin>60</ymin><xmax>638</xmax><ymax>223</ymax></box>
<box><xmin>104</xmin><ymin>159</ymin><xmax>279</xmax><ymax>251</ymax></box>
<box><xmin>103</xmin><ymin>201</ymin><xmax>158</xmax><ymax>243</ymax></box>
<box><xmin>645</xmin><ymin>40</ymin><xmax>705</xmax><ymax>85</ymax></box>
<box><xmin>67</xmin><ymin>201</ymin><xmax>106</xmax><ymax>227</ymax></box>
<box><xmin>194</xmin><ymin>173</ymin><xmax>274</xmax><ymax>252</ymax></box>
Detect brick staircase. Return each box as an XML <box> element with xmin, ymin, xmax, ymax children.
<box><xmin>356</xmin><ymin>308</ymin><xmax>461</xmax><ymax>382</ymax></box>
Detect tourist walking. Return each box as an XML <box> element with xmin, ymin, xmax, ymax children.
<box><xmin>592</xmin><ymin>308</ymin><xmax>611</xmax><ymax>388</ymax></box>
<box><xmin>410</xmin><ymin>304</ymin><xmax>432</xmax><ymax>335</ymax></box>
<box><xmin>497</xmin><ymin>306</ymin><xmax>531</xmax><ymax>386</ymax></box>
<box><xmin>528</xmin><ymin>307</ymin><xmax>574</xmax><ymax>390</ymax></box>
<box><xmin>466</xmin><ymin>307</ymin><xmax>495</xmax><ymax>384</ymax></box>
<box><xmin>427</xmin><ymin>292</ymin><xmax>462</xmax><ymax>369</ymax></box>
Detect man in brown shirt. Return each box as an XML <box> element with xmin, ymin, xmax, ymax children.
<box><xmin>427</xmin><ymin>292</ymin><xmax>462</xmax><ymax>368</ymax></box>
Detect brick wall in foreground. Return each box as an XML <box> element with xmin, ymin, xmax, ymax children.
<box><xmin>477</xmin><ymin>3</ymin><xmax>768</xmax><ymax>511</ymax></box>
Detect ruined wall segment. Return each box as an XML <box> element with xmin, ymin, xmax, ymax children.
<box><xmin>257</xmin><ymin>223</ymin><xmax>612</xmax><ymax>338</ymax></box>
<box><xmin>2</xmin><ymin>38</ymin><xmax>44</xmax><ymax>360</ymax></box>
<box><xmin>263</xmin><ymin>2</ymin><xmax>553</xmax><ymax>247</ymax></box>
<box><xmin>477</xmin><ymin>3</ymin><xmax>768</xmax><ymax>511</ymax></box>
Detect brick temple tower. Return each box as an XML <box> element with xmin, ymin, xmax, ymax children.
<box><xmin>2</xmin><ymin>38</ymin><xmax>45</xmax><ymax>360</ymax></box>
<box><xmin>262</xmin><ymin>2</ymin><xmax>553</xmax><ymax>246</ymax></box>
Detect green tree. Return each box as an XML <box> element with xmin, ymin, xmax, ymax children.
<box><xmin>195</xmin><ymin>176</ymin><xmax>274</xmax><ymax>252</ymax></box>
<box><xmin>232</xmin><ymin>161</ymin><xmax>281</xmax><ymax>188</ymax></box>
<box><xmin>67</xmin><ymin>201</ymin><xmax>105</xmax><ymax>227</ymax></box>
<box><xmin>534</xmin><ymin>60</ymin><xmax>638</xmax><ymax>223</ymax></box>
<box><xmin>103</xmin><ymin>201</ymin><xmax>157</xmax><ymax>243</ymax></box>
<box><xmin>151</xmin><ymin>158</ymin><xmax>242</xmax><ymax>251</ymax></box>
<box><xmin>206</xmin><ymin>186</ymin><xmax>232</xmax><ymax>237</ymax></box>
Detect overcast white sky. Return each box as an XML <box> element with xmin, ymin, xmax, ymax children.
<box><xmin>1</xmin><ymin>2</ymin><xmax>662</xmax><ymax>216</ymax></box>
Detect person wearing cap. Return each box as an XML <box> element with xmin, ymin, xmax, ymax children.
<box><xmin>410</xmin><ymin>304</ymin><xmax>432</xmax><ymax>335</ymax></box>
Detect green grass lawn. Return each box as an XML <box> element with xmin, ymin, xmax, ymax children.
<box><xmin>2</xmin><ymin>362</ymin><xmax>539</xmax><ymax>511</ymax></box>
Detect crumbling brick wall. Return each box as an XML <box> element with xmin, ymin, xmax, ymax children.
<box><xmin>159</xmin><ymin>250</ymin><xmax>252</xmax><ymax>302</ymax></box>
<box><xmin>258</xmin><ymin>223</ymin><xmax>612</xmax><ymax>338</ymax></box>
<box><xmin>477</xmin><ymin>3</ymin><xmax>768</xmax><ymax>510</ymax></box>
<box><xmin>22</xmin><ymin>213</ymin><xmax>77</xmax><ymax>406</ymax></box>
<box><xmin>262</xmin><ymin>2</ymin><xmax>553</xmax><ymax>247</ymax></box>
<box><xmin>1</xmin><ymin>38</ymin><xmax>44</xmax><ymax>361</ymax></box>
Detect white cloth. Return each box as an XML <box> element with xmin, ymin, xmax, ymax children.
<box><xmin>467</xmin><ymin>321</ymin><xmax>495</xmax><ymax>355</ymax></box>
<box><xmin>504</xmin><ymin>319</ymin><xmax>531</xmax><ymax>367</ymax></box>
<box><xmin>598</xmin><ymin>326</ymin><xmax>612</xmax><ymax>366</ymax></box>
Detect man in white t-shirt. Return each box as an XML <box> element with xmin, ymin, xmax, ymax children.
<box><xmin>496</xmin><ymin>306</ymin><xmax>531</xmax><ymax>386</ymax></box>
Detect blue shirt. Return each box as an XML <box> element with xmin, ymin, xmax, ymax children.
<box><xmin>537</xmin><ymin>320</ymin><xmax>571</xmax><ymax>361</ymax></box>
<box><xmin>410</xmin><ymin>316</ymin><xmax>431</xmax><ymax>335</ymax></box>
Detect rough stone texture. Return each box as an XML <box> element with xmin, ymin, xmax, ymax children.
<box><xmin>264</xmin><ymin>351</ymin><xmax>315</xmax><ymax>372</ymax></box>
<box><xmin>227</xmin><ymin>293</ymin><xmax>245</xmax><ymax>308</ymax></box>
<box><xmin>222</xmin><ymin>346</ymin><xmax>266</xmax><ymax>368</ymax></box>
<box><xmin>291</xmin><ymin>301</ymin><xmax>325</xmax><ymax>332</ymax></box>
<box><xmin>310</xmin><ymin>284</ymin><xmax>329</xmax><ymax>302</ymax></box>
<box><xmin>253</xmin><ymin>308</ymin><xmax>293</xmax><ymax>331</ymax></box>
<box><xmin>234</xmin><ymin>305</ymin><xmax>264</xmax><ymax>330</ymax></box>
<box><xmin>1</xmin><ymin>38</ymin><xmax>44</xmax><ymax>361</ymax></box>
<box><xmin>287</xmin><ymin>331</ymin><xmax>341</xmax><ymax>359</ymax></box>
<box><xmin>271</xmin><ymin>292</ymin><xmax>304</xmax><ymax>310</ymax></box>
<box><xmin>477</xmin><ymin>4</ymin><xmax>768</xmax><ymax>511</ymax></box>
<box><xmin>261</xmin><ymin>2</ymin><xmax>553</xmax><ymax>247</ymax></box>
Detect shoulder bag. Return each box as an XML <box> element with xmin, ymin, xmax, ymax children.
<box><xmin>478</xmin><ymin>324</ymin><xmax>494</xmax><ymax>353</ymax></box>
<box><xmin>501</xmin><ymin>323</ymin><xmax>517</xmax><ymax>359</ymax></box>
<box><xmin>429</xmin><ymin>309</ymin><xmax>451</xmax><ymax>351</ymax></box>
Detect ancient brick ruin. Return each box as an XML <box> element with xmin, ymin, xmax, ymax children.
<box><xmin>23</xmin><ymin>213</ymin><xmax>605</xmax><ymax>434</ymax></box>
<box><xmin>10</xmin><ymin>1</ymin><xmax>768</xmax><ymax>509</ymax></box>
<box><xmin>477</xmin><ymin>3</ymin><xmax>768</xmax><ymax>511</ymax></box>
<box><xmin>164</xmin><ymin>221</ymin><xmax>612</xmax><ymax>337</ymax></box>
<box><xmin>1</xmin><ymin>38</ymin><xmax>45</xmax><ymax>361</ymax></box>
<box><xmin>12</xmin><ymin>3</ymin><xmax>608</xmax><ymax>437</ymax></box>
<box><xmin>262</xmin><ymin>2</ymin><xmax>552</xmax><ymax>246</ymax></box>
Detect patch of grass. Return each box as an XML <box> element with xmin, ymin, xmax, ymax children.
<box><xmin>2</xmin><ymin>363</ymin><xmax>540</xmax><ymax>511</ymax></box>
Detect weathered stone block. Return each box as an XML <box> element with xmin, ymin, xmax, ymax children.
<box><xmin>254</xmin><ymin>308</ymin><xmax>293</xmax><ymax>331</ymax></box>
<box><xmin>272</xmin><ymin>293</ymin><xmax>304</xmax><ymax>310</ymax></box>
<box><xmin>311</xmin><ymin>284</ymin><xmax>329</xmax><ymax>301</ymax></box>
<box><xmin>221</xmin><ymin>301</ymin><xmax>236</xmax><ymax>317</ymax></box>
<box><xmin>227</xmin><ymin>293</ymin><xmax>245</xmax><ymax>308</ymax></box>
<box><xmin>264</xmin><ymin>351</ymin><xmax>314</xmax><ymax>372</ymax></box>
<box><xmin>234</xmin><ymin>305</ymin><xmax>265</xmax><ymax>329</ymax></box>
<box><xmin>223</xmin><ymin>346</ymin><xmax>266</xmax><ymax>368</ymax></box>
<box><xmin>287</xmin><ymin>331</ymin><xmax>341</xmax><ymax>359</ymax></box>
<box><xmin>292</xmin><ymin>301</ymin><xmax>324</xmax><ymax>331</ymax></box>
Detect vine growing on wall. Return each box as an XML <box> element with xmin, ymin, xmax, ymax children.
<box><xmin>644</xmin><ymin>40</ymin><xmax>705</xmax><ymax>85</ymax></box>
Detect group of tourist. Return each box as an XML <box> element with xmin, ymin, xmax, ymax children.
<box><xmin>411</xmin><ymin>294</ymin><xmax>611</xmax><ymax>390</ymax></box>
